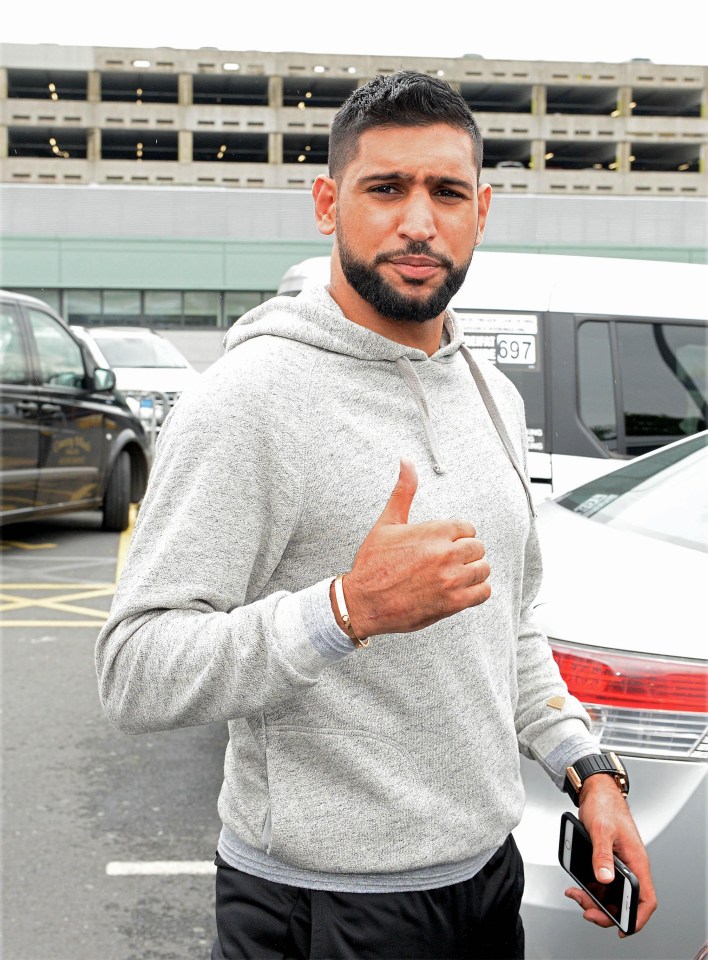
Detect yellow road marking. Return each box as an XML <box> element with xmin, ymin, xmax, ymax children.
<box><xmin>0</xmin><ymin>541</ymin><xmax>57</xmax><ymax>551</ymax></box>
<box><xmin>2</xmin><ymin>620</ymin><xmax>107</xmax><ymax>627</ymax></box>
<box><xmin>0</xmin><ymin>505</ymin><xmax>137</xmax><ymax>628</ymax></box>
<box><xmin>0</xmin><ymin>584</ymin><xmax>113</xmax><ymax>590</ymax></box>
<box><xmin>0</xmin><ymin>586</ymin><xmax>115</xmax><ymax>617</ymax></box>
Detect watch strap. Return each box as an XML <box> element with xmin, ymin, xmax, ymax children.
<box><xmin>564</xmin><ymin>751</ymin><xmax>629</xmax><ymax>806</ymax></box>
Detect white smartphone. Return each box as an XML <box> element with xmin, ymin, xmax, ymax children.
<box><xmin>559</xmin><ymin>812</ymin><xmax>639</xmax><ymax>935</ymax></box>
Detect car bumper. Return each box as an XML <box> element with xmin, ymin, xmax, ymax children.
<box><xmin>517</xmin><ymin>753</ymin><xmax>707</xmax><ymax>959</ymax></box>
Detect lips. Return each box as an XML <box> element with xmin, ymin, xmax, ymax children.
<box><xmin>389</xmin><ymin>256</ymin><xmax>441</xmax><ymax>267</ymax></box>
<box><xmin>387</xmin><ymin>256</ymin><xmax>444</xmax><ymax>280</ymax></box>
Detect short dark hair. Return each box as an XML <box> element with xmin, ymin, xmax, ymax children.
<box><xmin>328</xmin><ymin>71</ymin><xmax>483</xmax><ymax>180</ymax></box>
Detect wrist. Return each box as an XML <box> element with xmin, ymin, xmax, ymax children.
<box><xmin>331</xmin><ymin>574</ymin><xmax>369</xmax><ymax>649</ymax></box>
<box><xmin>564</xmin><ymin>751</ymin><xmax>629</xmax><ymax>807</ymax></box>
<box><xmin>578</xmin><ymin>772</ymin><xmax>626</xmax><ymax>802</ymax></box>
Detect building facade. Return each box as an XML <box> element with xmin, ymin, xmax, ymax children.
<box><xmin>1</xmin><ymin>43</ymin><xmax>706</xmax><ymax>327</ymax></box>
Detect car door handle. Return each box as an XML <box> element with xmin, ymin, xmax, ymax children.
<box><xmin>15</xmin><ymin>400</ymin><xmax>39</xmax><ymax>412</ymax></box>
<box><xmin>40</xmin><ymin>403</ymin><xmax>62</xmax><ymax>414</ymax></box>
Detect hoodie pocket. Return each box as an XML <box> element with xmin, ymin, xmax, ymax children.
<box><xmin>264</xmin><ymin>726</ymin><xmax>434</xmax><ymax>874</ymax></box>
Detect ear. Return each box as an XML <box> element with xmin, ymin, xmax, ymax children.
<box><xmin>313</xmin><ymin>175</ymin><xmax>338</xmax><ymax>237</ymax></box>
<box><xmin>474</xmin><ymin>183</ymin><xmax>492</xmax><ymax>246</ymax></box>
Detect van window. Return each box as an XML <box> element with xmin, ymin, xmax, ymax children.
<box><xmin>28</xmin><ymin>309</ymin><xmax>86</xmax><ymax>389</ymax></box>
<box><xmin>577</xmin><ymin>321</ymin><xmax>618</xmax><ymax>451</ymax></box>
<box><xmin>0</xmin><ymin>308</ymin><xmax>29</xmax><ymax>385</ymax></box>
<box><xmin>578</xmin><ymin>318</ymin><xmax>707</xmax><ymax>457</ymax></box>
<box><xmin>617</xmin><ymin>321</ymin><xmax>707</xmax><ymax>455</ymax></box>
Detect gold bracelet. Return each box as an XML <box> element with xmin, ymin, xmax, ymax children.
<box><xmin>333</xmin><ymin>574</ymin><xmax>370</xmax><ymax>649</ymax></box>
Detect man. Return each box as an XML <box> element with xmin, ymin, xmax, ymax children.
<box><xmin>96</xmin><ymin>72</ymin><xmax>656</xmax><ymax>958</ymax></box>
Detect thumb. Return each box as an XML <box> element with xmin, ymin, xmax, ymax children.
<box><xmin>377</xmin><ymin>457</ymin><xmax>418</xmax><ymax>526</ymax></box>
<box><xmin>593</xmin><ymin>844</ymin><xmax>615</xmax><ymax>885</ymax></box>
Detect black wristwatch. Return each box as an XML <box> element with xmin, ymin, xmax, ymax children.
<box><xmin>563</xmin><ymin>752</ymin><xmax>629</xmax><ymax>807</ymax></box>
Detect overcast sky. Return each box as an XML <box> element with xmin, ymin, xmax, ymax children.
<box><xmin>3</xmin><ymin>0</ymin><xmax>707</xmax><ymax>66</ymax></box>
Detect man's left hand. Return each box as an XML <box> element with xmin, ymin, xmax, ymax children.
<box><xmin>564</xmin><ymin>774</ymin><xmax>657</xmax><ymax>937</ymax></box>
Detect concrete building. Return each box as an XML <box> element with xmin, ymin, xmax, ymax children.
<box><xmin>1</xmin><ymin>43</ymin><xmax>706</xmax><ymax>326</ymax></box>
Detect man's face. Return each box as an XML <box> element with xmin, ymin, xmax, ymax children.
<box><xmin>321</xmin><ymin>124</ymin><xmax>491</xmax><ymax>325</ymax></box>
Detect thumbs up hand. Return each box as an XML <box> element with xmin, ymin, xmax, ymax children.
<box><xmin>333</xmin><ymin>458</ymin><xmax>491</xmax><ymax>640</ymax></box>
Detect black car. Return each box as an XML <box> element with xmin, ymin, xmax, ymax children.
<box><xmin>1</xmin><ymin>290</ymin><xmax>150</xmax><ymax>531</ymax></box>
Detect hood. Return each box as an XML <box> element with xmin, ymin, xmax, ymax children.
<box><xmin>223</xmin><ymin>283</ymin><xmax>466</xmax><ymax>364</ymax></box>
<box><xmin>223</xmin><ymin>283</ymin><xmax>533</xmax><ymax>514</ymax></box>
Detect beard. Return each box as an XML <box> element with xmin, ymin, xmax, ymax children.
<box><xmin>337</xmin><ymin>236</ymin><xmax>472</xmax><ymax>324</ymax></box>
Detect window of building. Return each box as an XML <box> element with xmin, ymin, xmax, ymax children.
<box><xmin>546</xmin><ymin>85</ymin><xmax>619</xmax><ymax>116</ymax></box>
<box><xmin>632</xmin><ymin>87</ymin><xmax>702</xmax><ymax>118</ymax></box>
<box><xmin>8</xmin><ymin>126</ymin><xmax>87</xmax><ymax>159</ymax></box>
<box><xmin>192</xmin><ymin>133</ymin><xmax>268</xmax><ymax>163</ymax></box>
<box><xmin>193</xmin><ymin>75</ymin><xmax>269</xmax><ymax>105</ymax></box>
<box><xmin>482</xmin><ymin>140</ymin><xmax>531</xmax><ymax>169</ymax></box>
<box><xmin>101</xmin><ymin>71</ymin><xmax>178</xmax><ymax>103</ymax></box>
<box><xmin>460</xmin><ymin>83</ymin><xmax>532</xmax><ymax>113</ymax></box>
<box><xmin>103</xmin><ymin>290</ymin><xmax>141</xmax><ymax>316</ymax></box>
<box><xmin>101</xmin><ymin>130</ymin><xmax>178</xmax><ymax>161</ymax></box>
<box><xmin>283</xmin><ymin>134</ymin><xmax>329</xmax><ymax>165</ymax></box>
<box><xmin>7</xmin><ymin>68</ymin><xmax>87</xmax><ymax>101</ymax></box>
<box><xmin>144</xmin><ymin>291</ymin><xmax>182</xmax><ymax>325</ymax></box>
<box><xmin>544</xmin><ymin>141</ymin><xmax>617</xmax><ymax>171</ymax></box>
<box><xmin>224</xmin><ymin>292</ymin><xmax>272</xmax><ymax>324</ymax></box>
<box><xmin>630</xmin><ymin>143</ymin><xmax>700</xmax><ymax>173</ymax></box>
<box><xmin>184</xmin><ymin>292</ymin><xmax>220</xmax><ymax>326</ymax></box>
<box><xmin>283</xmin><ymin>78</ymin><xmax>357</xmax><ymax>108</ymax></box>
<box><xmin>66</xmin><ymin>289</ymin><xmax>102</xmax><ymax>325</ymax></box>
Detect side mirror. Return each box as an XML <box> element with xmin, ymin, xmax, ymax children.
<box><xmin>93</xmin><ymin>367</ymin><xmax>116</xmax><ymax>392</ymax></box>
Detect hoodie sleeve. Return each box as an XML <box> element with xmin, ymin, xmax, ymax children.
<box><xmin>95</xmin><ymin>352</ymin><xmax>352</xmax><ymax>734</ymax></box>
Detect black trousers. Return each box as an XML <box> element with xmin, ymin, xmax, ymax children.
<box><xmin>211</xmin><ymin>835</ymin><xmax>525</xmax><ymax>960</ymax></box>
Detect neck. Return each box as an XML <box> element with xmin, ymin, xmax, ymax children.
<box><xmin>327</xmin><ymin>276</ymin><xmax>445</xmax><ymax>357</ymax></box>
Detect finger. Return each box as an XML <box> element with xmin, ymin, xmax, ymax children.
<box><xmin>564</xmin><ymin>889</ymin><xmax>615</xmax><ymax>928</ymax></box>
<box><xmin>460</xmin><ymin>558</ymin><xmax>491</xmax><ymax>588</ymax></box>
<box><xmin>453</xmin><ymin>536</ymin><xmax>485</xmax><ymax>564</ymax></box>
<box><xmin>376</xmin><ymin>457</ymin><xmax>418</xmax><ymax>526</ymax></box>
<box><xmin>449</xmin><ymin>520</ymin><xmax>478</xmax><ymax>541</ymax></box>
<box><xmin>460</xmin><ymin>579</ymin><xmax>492</xmax><ymax>608</ymax></box>
<box><xmin>590</xmin><ymin>831</ymin><xmax>615</xmax><ymax>884</ymax></box>
<box><xmin>634</xmin><ymin>899</ymin><xmax>657</xmax><ymax>934</ymax></box>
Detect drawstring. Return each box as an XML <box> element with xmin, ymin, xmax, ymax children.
<box><xmin>460</xmin><ymin>345</ymin><xmax>536</xmax><ymax>519</ymax></box>
<box><xmin>394</xmin><ymin>350</ymin><xmax>536</xmax><ymax>520</ymax></box>
<box><xmin>395</xmin><ymin>357</ymin><xmax>446</xmax><ymax>475</ymax></box>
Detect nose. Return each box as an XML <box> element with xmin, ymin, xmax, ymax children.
<box><xmin>397</xmin><ymin>191</ymin><xmax>437</xmax><ymax>243</ymax></box>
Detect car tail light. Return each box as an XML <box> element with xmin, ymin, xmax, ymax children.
<box><xmin>549</xmin><ymin>640</ymin><xmax>708</xmax><ymax>760</ymax></box>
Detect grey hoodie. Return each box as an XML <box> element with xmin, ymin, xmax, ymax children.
<box><xmin>96</xmin><ymin>283</ymin><xmax>597</xmax><ymax>883</ymax></box>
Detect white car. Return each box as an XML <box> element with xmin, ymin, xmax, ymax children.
<box><xmin>72</xmin><ymin>326</ymin><xmax>200</xmax><ymax>434</ymax></box>
<box><xmin>518</xmin><ymin>431</ymin><xmax>707</xmax><ymax>958</ymax></box>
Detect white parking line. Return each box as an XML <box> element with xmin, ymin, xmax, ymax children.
<box><xmin>106</xmin><ymin>860</ymin><xmax>216</xmax><ymax>876</ymax></box>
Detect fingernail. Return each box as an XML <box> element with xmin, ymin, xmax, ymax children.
<box><xmin>598</xmin><ymin>867</ymin><xmax>613</xmax><ymax>881</ymax></box>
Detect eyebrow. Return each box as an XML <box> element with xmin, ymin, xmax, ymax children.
<box><xmin>356</xmin><ymin>172</ymin><xmax>476</xmax><ymax>192</ymax></box>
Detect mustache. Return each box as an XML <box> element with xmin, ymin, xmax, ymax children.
<box><xmin>373</xmin><ymin>242</ymin><xmax>454</xmax><ymax>271</ymax></box>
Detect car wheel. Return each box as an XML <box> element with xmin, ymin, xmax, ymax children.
<box><xmin>102</xmin><ymin>451</ymin><xmax>131</xmax><ymax>532</ymax></box>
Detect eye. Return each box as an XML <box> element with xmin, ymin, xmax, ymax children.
<box><xmin>369</xmin><ymin>183</ymin><xmax>400</xmax><ymax>195</ymax></box>
<box><xmin>436</xmin><ymin>187</ymin><xmax>465</xmax><ymax>200</ymax></box>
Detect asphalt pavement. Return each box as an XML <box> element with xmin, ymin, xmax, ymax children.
<box><xmin>1</xmin><ymin>511</ymin><xmax>228</xmax><ymax>960</ymax></box>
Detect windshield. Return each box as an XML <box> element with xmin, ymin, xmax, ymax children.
<box><xmin>94</xmin><ymin>336</ymin><xmax>189</xmax><ymax>369</ymax></box>
<box><xmin>557</xmin><ymin>432</ymin><xmax>708</xmax><ymax>553</ymax></box>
